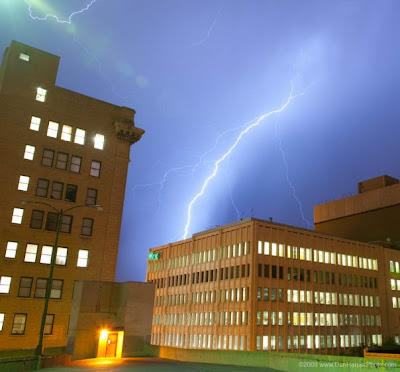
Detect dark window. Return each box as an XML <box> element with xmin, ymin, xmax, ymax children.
<box><xmin>299</xmin><ymin>269</ymin><xmax>304</xmax><ymax>281</ymax></box>
<box><xmin>11</xmin><ymin>314</ymin><xmax>27</xmax><ymax>335</ymax></box>
<box><xmin>306</xmin><ymin>269</ymin><xmax>310</xmax><ymax>282</ymax></box>
<box><xmin>313</xmin><ymin>271</ymin><xmax>317</xmax><ymax>283</ymax></box>
<box><xmin>279</xmin><ymin>266</ymin><xmax>283</xmax><ymax>279</ymax></box>
<box><xmin>41</xmin><ymin>149</ymin><xmax>54</xmax><ymax>167</ymax></box>
<box><xmin>339</xmin><ymin>274</ymin><xmax>342</xmax><ymax>285</ymax></box>
<box><xmin>30</xmin><ymin>210</ymin><xmax>44</xmax><ymax>229</ymax></box>
<box><xmin>319</xmin><ymin>271</ymin><xmax>324</xmax><ymax>284</ymax></box>
<box><xmin>86</xmin><ymin>188</ymin><xmax>97</xmax><ymax>205</ymax></box>
<box><xmin>271</xmin><ymin>265</ymin><xmax>277</xmax><ymax>279</ymax></box>
<box><xmin>293</xmin><ymin>268</ymin><xmax>298</xmax><ymax>281</ymax></box>
<box><xmin>220</xmin><ymin>268</ymin><xmax>224</xmax><ymax>280</ymax></box>
<box><xmin>65</xmin><ymin>184</ymin><xmax>77</xmax><ymax>202</ymax></box>
<box><xmin>70</xmin><ymin>155</ymin><xmax>82</xmax><ymax>173</ymax></box>
<box><xmin>35</xmin><ymin>179</ymin><xmax>49</xmax><ymax>197</ymax></box>
<box><xmin>287</xmin><ymin>267</ymin><xmax>291</xmax><ymax>280</ymax></box>
<box><xmin>235</xmin><ymin>265</ymin><xmax>240</xmax><ymax>278</ymax></box>
<box><xmin>34</xmin><ymin>278</ymin><xmax>63</xmax><ymax>299</ymax></box>
<box><xmin>271</xmin><ymin>288</ymin><xmax>277</xmax><ymax>302</ymax></box>
<box><xmin>90</xmin><ymin>160</ymin><xmax>101</xmax><ymax>177</ymax></box>
<box><xmin>348</xmin><ymin>274</ymin><xmax>352</xmax><ymax>286</ymax></box>
<box><xmin>258</xmin><ymin>264</ymin><xmax>262</xmax><ymax>277</ymax></box>
<box><xmin>230</xmin><ymin>266</ymin><xmax>234</xmax><ymax>279</ymax></box>
<box><xmin>263</xmin><ymin>287</ymin><xmax>269</xmax><ymax>301</ymax></box>
<box><xmin>257</xmin><ymin>287</ymin><xmax>261</xmax><ymax>301</ymax></box>
<box><xmin>55</xmin><ymin>152</ymin><xmax>68</xmax><ymax>170</ymax></box>
<box><xmin>81</xmin><ymin>218</ymin><xmax>93</xmax><ymax>236</ymax></box>
<box><xmin>18</xmin><ymin>277</ymin><xmax>33</xmax><ymax>298</ymax></box>
<box><xmin>279</xmin><ymin>288</ymin><xmax>283</xmax><ymax>302</ymax></box>
<box><xmin>374</xmin><ymin>277</ymin><xmax>377</xmax><ymax>288</ymax></box>
<box><xmin>343</xmin><ymin>274</ymin><xmax>347</xmax><ymax>286</ymax></box>
<box><xmin>264</xmin><ymin>264</ymin><xmax>269</xmax><ymax>278</ymax></box>
<box><xmin>225</xmin><ymin>268</ymin><xmax>229</xmax><ymax>280</ymax></box>
<box><xmin>326</xmin><ymin>272</ymin><xmax>330</xmax><ymax>284</ymax></box>
<box><xmin>61</xmin><ymin>215</ymin><xmax>72</xmax><ymax>233</ymax></box>
<box><xmin>51</xmin><ymin>182</ymin><xmax>63</xmax><ymax>200</ymax></box>
<box><xmin>353</xmin><ymin>275</ymin><xmax>357</xmax><ymax>287</ymax></box>
<box><xmin>46</xmin><ymin>212</ymin><xmax>58</xmax><ymax>231</ymax></box>
<box><xmin>369</xmin><ymin>277</ymin><xmax>373</xmax><ymax>288</ymax></box>
<box><xmin>241</xmin><ymin>264</ymin><xmax>246</xmax><ymax>277</ymax></box>
<box><xmin>332</xmin><ymin>273</ymin><xmax>335</xmax><ymax>285</ymax></box>
<box><xmin>44</xmin><ymin>314</ymin><xmax>54</xmax><ymax>335</ymax></box>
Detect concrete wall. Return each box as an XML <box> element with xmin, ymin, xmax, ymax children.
<box><xmin>159</xmin><ymin>346</ymin><xmax>400</xmax><ymax>371</ymax></box>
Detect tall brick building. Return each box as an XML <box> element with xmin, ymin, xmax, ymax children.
<box><xmin>0</xmin><ymin>41</ymin><xmax>144</xmax><ymax>351</ymax></box>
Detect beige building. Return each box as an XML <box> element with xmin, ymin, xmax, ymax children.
<box><xmin>146</xmin><ymin>217</ymin><xmax>400</xmax><ymax>354</ymax></box>
<box><xmin>314</xmin><ymin>175</ymin><xmax>400</xmax><ymax>243</ymax></box>
<box><xmin>67</xmin><ymin>281</ymin><xmax>155</xmax><ymax>360</ymax></box>
<box><xmin>0</xmin><ymin>41</ymin><xmax>144</xmax><ymax>351</ymax></box>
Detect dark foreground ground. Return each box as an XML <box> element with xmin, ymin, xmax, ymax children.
<box><xmin>42</xmin><ymin>357</ymin><xmax>279</xmax><ymax>372</ymax></box>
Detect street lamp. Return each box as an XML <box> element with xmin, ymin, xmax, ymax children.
<box><xmin>21</xmin><ymin>200</ymin><xmax>102</xmax><ymax>370</ymax></box>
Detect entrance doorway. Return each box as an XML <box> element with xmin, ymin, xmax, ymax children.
<box><xmin>105</xmin><ymin>333</ymin><xmax>118</xmax><ymax>357</ymax></box>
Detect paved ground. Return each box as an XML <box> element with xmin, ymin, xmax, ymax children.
<box><xmin>43</xmin><ymin>357</ymin><xmax>279</xmax><ymax>372</ymax></box>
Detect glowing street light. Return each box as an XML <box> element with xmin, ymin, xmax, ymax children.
<box><xmin>21</xmin><ymin>200</ymin><xmax>102</xmax><ymax>370</ymax></box>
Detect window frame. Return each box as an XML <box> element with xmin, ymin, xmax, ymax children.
<box><xmin>90</xmin><ymin>160</ymin><xmax>101</xmax><ymax>177</ymax></box>
<box><xmin>81</xmin><ymin>218</ymin><xmax>94</xmax><ymax>236</ymax></box>
<box><xmin>55</xmin><ymin>152</ymin><xmax>68</xmax><ymax>170</ymax></box>
<box><xmin>35</xmin><ymin>178</ymin><xmax>49</xmax><ymax>198</ymax></box>
<box><xmin>86</xmin><ymin>188</ymin><xmax>97</xmax><ymax>205</ymax></box>
<box><xmin>18</xmin><ymin>277</ymin><xmax>33</xmax><ymax>298</ymax></box>
<box><xmin>70</xmin><ymin>155</ymin><xmax>82</xmax><ymax>173</ymax></box>
<box><xmin>11</xmin><ymin>313</ymin><xmax>27</xmax><ymax>335</ymax></box>
<box><xmin>24</xmin><ymin>145</ymin><xmax>35</xmax><ymax>160</ymax></box>
<box><xmin>41</xmin><ymin>148</ymin><xmax>55</xmax><ymax>167</ymax></box>
<box><xmin>5</xmin><ymin>241</ymin><xmax>18</xmax><ymax>259</ymax></box>
<box><xmin>30</xmin><ymin>209</ymin><xmax>44</xmax><ymax>230</ymax></box>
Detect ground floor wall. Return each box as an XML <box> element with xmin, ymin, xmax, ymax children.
<box><xmin>159</xmin><ymin>346</ymin><xmax>400</xmax><ymax>371</ymax></box>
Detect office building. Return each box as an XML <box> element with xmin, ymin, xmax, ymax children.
<box><xmin>146</xmin><ymin>217</ymin><xmax>400</xmax><ymax>354</ymax></box>
<box><xmin>0</xmin><ymin>41</ymin><xmax>144</xmax><ymax>351</ymax></box>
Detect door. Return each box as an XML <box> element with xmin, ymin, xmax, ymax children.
<box><xmin>105</xmin><ymin>333</ymin><xmax>118</xmax><ymax>357</ymax></box>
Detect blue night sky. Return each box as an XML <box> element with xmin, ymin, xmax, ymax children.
<box><xmin>1</xmin><ymin>1</ymin><xmax>399</xmax><ymax>281</ymax></box>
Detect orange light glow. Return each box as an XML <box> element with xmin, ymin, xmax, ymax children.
<box><xmin>100</xmin><ymin>329</ymin><xmax>108</xmax><ymax>340</ymax></box>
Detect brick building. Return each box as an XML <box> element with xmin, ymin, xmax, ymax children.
<box><xmin>146</xmin><ymin>217</ymin><xmax>400</xmax><ymax>354</ymax></box>
<box><xmin>0</xmin><ymin>41</ymin><xmax>144</xmax><ymax>351</ymax></box>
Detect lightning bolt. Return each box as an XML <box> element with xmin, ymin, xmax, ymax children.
<box><xmin>182</xmin><ymin>84</ymin><xmax>306</xmax><ymax>239</ymax></box>
<box><xmin>25</xmin><ymin>0</ymin><xmax>97</xmax><ymax>24</ymax></box>
<box><xmin>275</xmin><ymin>123</ymin><xmax>311</xmax><ymax>228</ymax></box>
<box><xmin>191</xmin><ymin>6</ymin><xmax>223</xmax><ymax>47</ymax></box>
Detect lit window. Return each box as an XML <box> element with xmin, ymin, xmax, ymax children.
<box><xmin>11</xmin><ymin>314</ymin><xmax>27</xmax><ymax>335</ymax></box>
<box><xmin>24</xmin><ymin>244</ymin><xmax>38</xmax><ymax>262</ymax></box>
<box><xmin>0</xmin><ymin>276</ymin><xmax>12</xmax><ymax>293</ymax></box>
<box><xmin>44</xmin><ymin>314</ymin><xmax>55</xmax><ymax>335</ymax></box>
<box><xmin>18</xmin><ymin>277</ymin><xmax>33</xmax><ymax>298</ymax></box>
<box><xmin>70</xmin><ymin>155</ymin><xmax>82</xmax><ymax>173</ymax></box>
<box><xmin>36</xmin><ymin>87</ymin><xmax>47</xmax><ymax>102</ymax></box>
<box><xmin>40</xmin><ymin>245</ymin><xmax>53</xmax><ymax>264</ymax></box>
<box><xmin>90</xmin><ymin>160</ymin><xmax>101</xmax><ymax>177</ymax></box>
<box><xmin>30</xmin><ymin>116</ymin><xmax>41</xmax><ymax>131</ymax></box>
<box><xmin>18</xmin><ymin>175</ymin><xmax>30</xmax><ymax>191</ymax></box>
<box><xmin>74</xmin><ymin>128</ymin><xmax>86</xmax><ymax>145</ymax></box>
<box><xmin>12</xmin><ymin>208</ymin><xmax>24</xmax><ymax>224</ymax></box>
<box><xmin>5</xmin><ymin>241</ymin><xmax>18</xmax><ymax>258</ymax></box>
<box><xmin>61</xmin><ymin>125</ymin><xmax>72</xmax><ymax>141</ymax></box>
<box><xmin>24</xmin><ymin>145</ymin><xmax>35</xmax><ymax>160</ymax></box>
<box><xmin>81</xmin><ymin>218</ymin><xmax>94</xmax><ymax>236</ymax></box>
<box><xmin>47</xmin><ymin>121</ymin><xmax>59</xmax><ymax>138</ymax></box>
<box><xmin>56</xmin><ymin>247</ymin><xmax>68</xmax><ymax>266</ymax></box>
<box><xmin>0</xmin><ymin>313</ymin><xmax>4</xmax><ymax>331</ymax></box>
<box><xmin>271</xmin><ymin>243</ymin><xmax>277</xmax><ymax>256</ymax></box>
<box><xmin>77</xmin><ymin>249</ymin><xmax>89</xmax><ymax>267</ymax></box>
<box><xmin>391</xmin><ymin>279</ymin><xmax>396</xmax><ymax>290</ymax></box>
<box><xmin>94</xmin><ymin>133</ymin><xmax>105</xmax><ymax>149</ymax></box>
<box><xmin>19</xmin><ymin>53</ymin><xmax>30</xmax><ymax>61</ymax></box>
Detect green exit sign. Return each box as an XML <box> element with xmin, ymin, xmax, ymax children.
<box><xmin>149</xmin><ymin>252</ymin><xmax>161</xmax><ymax>261</ymax></box>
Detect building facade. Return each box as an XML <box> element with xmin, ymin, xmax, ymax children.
<box><xmin>67</xmin><ymin>281</ymin><xmax>155</xmax><ymax>360</ymax></box>
<box><xmin>314</xmin><ymin>175</ymin><xmax>400</xmax><ymax>243</ymax></box>
<box><xmin>146</xmin><ymin>218</ymin><xmax>400</xmax><ymax>354</ymax></box>
<box><xmin>0</xmin><ymin>41</ymin><xmax>144</xmax><ymax>350</ymax></box>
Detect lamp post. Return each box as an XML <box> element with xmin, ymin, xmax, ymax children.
<box><xmin>21</xmin><ymin>200</ymin><xmax>102</xmax><ymax>370</ymax></box>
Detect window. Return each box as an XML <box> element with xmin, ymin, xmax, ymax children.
<box><xmin>81</xmin><ymin>218</ymin><xmax>93</xmax><ymax>236</ymax></box>
<box><xmin>65</xmin><ymin>184</ymin><xmax>77</xmax><ymax>202</ymax></box>
<box><xmin>18</xmin><ymin>277</ymin><xmax>33</xmax><ymax>297</ymax></box>
<box><xmin>24</xmin><ymin>244</ymin><xmax>38</xmax><ymax>262</ymax></box>
<box><xmin>90</xmin><ymin>161</ymin><xmax>101</xmax><ymax>177</ymax></box>
<box><xmin>5</xmin><ymin>241</ymin><xmax>18</xmax><ymax>258</ymax></box>
<box><xmin>18</xmin><ymin>175</ymin><xmax>30</xmax><ymax>191</ymax></box>
<box><xmin>86</xmin><ymin>188</ymin><xmax>97</xmax><ymax>205</ymax></box>
<box><xmin>70</xmin><ymin>155</ymin><xmax>82</xmax><ymax>173</ymax></box>
<box><xmin>61</xmin><ymin>125</ymin><xmax>72</xmax><ymax>141</ymax></box>
<box><xmin>74</xmin><ymin>128</ymin><xmax>86</xmax><ymax>145</ymax></box>
<box><xmin>47</xmin><ymin>121</ymin><xmax>59</xmax><ymax>138</ymax></box>
<box><xmin>35</xmin><ymin>279</ymin><xmax>63</xmax><ymax>299</ymax></box>
<box><xmin>12</xmin><ymin>208</ymin><xmax>24</xmax><ymax>224</ymax></box>
<box><xmin>36</xmin><ymin>87</ymin><xmax>47</xmax><ymax>102</ymax></box>
<box><xmin>77</xmin><ymin>250</ymin><xmax>89</xmax><ymax>267</ymax></box>
<box><xmin>24</xmin><ymin>145</ymin><xmax>35</xmax><ymax>160</ymax></box>
<box><xmin>44</xmin><ymin>314</ymin><xmax>55</xmax><ymax>335</ymax></box>
<box><xmin>56</xmin><ymin>247</ymin><xmax>68</xmax><ymax>266</ymax></box>
<box><xmin>94</xmin><ymin>133</ymin><xmax>105</xmax><ymax>149</ymax></box>
<box><xmin>19</xmin><ymin>53</ymin><xmax>30</xmax><ymax>61</ymax></box>
<box><xmin>0</xmin><ymin>313</ymin><xmax>4</xmax><ymax>331</ymax></box>
<box><xmin>41</xmin><ymin>149</ymin><xmax>54</xmax><ymax>167</ymax></box>
<box><xmin>30</xmin><ymin>210</ymin><xmax>44</xmax><ymax>229</ymax></box>
<box><xmin>60</xmin><ymin>215</ymin><xmax>73</xmax><ymax>233</ymax></box>
<box><xmin>11</xmin><ymin>314</ymin><xmax>27</xmax><ymax>335</ymax></box>
<box><xmin>30</xmin><ymin>116</ymin><xmax>41</xmax><ymax>131</ymax></box>
<box><xmin>40</xmin><ymin>245</ymin><xmax>53</xmax><ymax>264</ymax></box>
<box><xmin>55</xmin><ymin>152</ymin><xmax>68</xmax><ymax>170</ymax></box>
<box><xmin>0</xmin><ymin>276</ymin><xmax>11</xmax><ymax>293</ymax></box>
<box><xmin>35</xmin><ymin>179</ymin><xmax>49</xmax><ymax>197</ymax></box>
